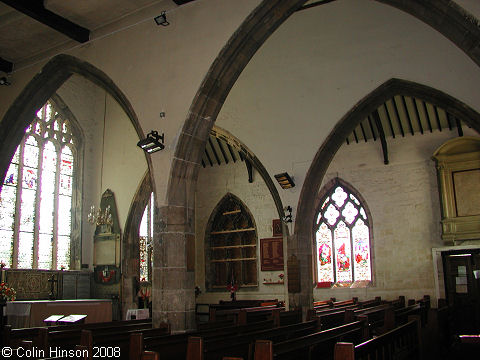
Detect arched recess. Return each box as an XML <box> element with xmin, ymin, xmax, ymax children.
<box><xmin>161</xmin><ymin>0</ymin><xmax>480</xmax><ymax>328</ymax></box>
<box><xmin>296</xmin><ymin>78</ymin><xmax>480</xmax><ymax>309</ymax></box>
<box><xmin>210</xmin><ymin>126</ymin><xmax>286</xmax><ymax>225</ymax></box>
<box><xmin>204</xmin><ymin>192</ymin><xmax>258</xmax><ymax>290</ymax></box>
<box><xmin>122</xmin><ymin>170</ymin><xmax>154</xmax><ymax>317</ymax></box>
<box><xmin>0</xmin><ymin>54</ymin><xmax>153</xmax><ymax>188</ymax></box>
<box><xmin>0</xmin><ymin>54</ymin><xmax>154</xmax><ymax>314</ymax></box>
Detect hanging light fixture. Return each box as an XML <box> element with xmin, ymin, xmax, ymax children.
<box><xmin>137</xmin><ymin>130</ymin><xmax>165</xmax><ymax>153</ymax></box>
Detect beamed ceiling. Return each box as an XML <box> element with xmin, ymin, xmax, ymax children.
<box><xmin>203</xmin><ymin>95</ymin><xmax>470</xmax><ymax>168</ymax></box>
<box><xmin>0</xmin><ymin>0</ymin><xmax>197</xmax><ymax>72</ymax></box>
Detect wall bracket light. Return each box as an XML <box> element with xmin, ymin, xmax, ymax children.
<box><xmin>283</xmin><ymin>206</ymin><xmax>293</xmax><ymax>223</ymax></box>
<box><xmin>154</xmin><ymin>11</ymin><xmax>169</xmax><ymax>26</ymax></box>
<box><xmin>137</xmin><ymin>130</ymin><xmax>165</xmax><ymax>153</ymax></box>
<box><xmin>0</xmin><ymin>76</ymin><xmax>10</xmax><ymax>86</ymax></box>
<box><xmin>274</xmin><ymin>172</ymin><xmax>295</xmax><ymax>189</ymax></box>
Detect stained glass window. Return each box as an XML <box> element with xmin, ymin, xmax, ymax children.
<box><xmin>315</xmin><ymin>179</ymin><xmax>372</xmax><ymax>287</ymax></box>
<box><xmin>0</xmin><ymin>101</ymin><xmax>78</xmax><ymax>270</ymax></box>
<box><xmin>139</xmin><ymin>193</ymin><xmax>154</xmax><ymax>282</ymax></box>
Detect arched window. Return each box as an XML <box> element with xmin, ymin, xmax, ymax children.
<box><xmin>0</xmin><ymin>101</ymin><xmax>79</xmax><ymax>270</ymax></box>
<box><xmin>139</xmin><ymin>192</ymin><xmax>154</xmax><ymax>282</ymax></box>
<box><xmin>315</xmin><ymin>179</ymin><xmax>372</xmax><ymax>288</ymax></box>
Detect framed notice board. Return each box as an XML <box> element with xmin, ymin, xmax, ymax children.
<box><xmin>260</xmin><ymin>237</ymin><xmax>284</xmax><ymax>271</ymax></box>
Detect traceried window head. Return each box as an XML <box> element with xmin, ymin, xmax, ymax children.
<box><xmin>315</xmin><ymin>179</ymin><xmax>372</xmax><ymax>288</ymax></box>
<box><xmin>0</xmin><ymin>101</ymin><xmax>78</xmax><ymax>270</ymax></box>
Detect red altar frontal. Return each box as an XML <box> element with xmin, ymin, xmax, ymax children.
<box><xmin>6</xmin><ymin>299</ymin><xmax>112</xmax><ymax>328</ymax></box>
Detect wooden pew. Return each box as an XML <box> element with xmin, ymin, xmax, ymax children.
<box><xmin>209</xmin><ymin>305</ymin><xmax>283</xmax><ymax>324</ymax></box>
<box><xmin>334</xmin><ymin>318</ymin><xmax>420</xmax><ymax>360</ymax></box>
<box><xmin>131</xmin><ymin>319</ymin><xmax>275</xmax><ymax>360</ymax></box>
<box><xmin>186</xmin><ymin>318</ymin><xmax>321</xmax><ymax>360</ymax></box>
<box><xmin>253</xmin><ymin>320</ymin><xmax>368</xmax><ymax>360</ymax></box>
<box><xmin>3</xmin><ymin>318</ymin><xmax>152</xmax><ymax>349</ymax></box>
<box><xmin>79</xmin><ymin>322</ymin><xmax>169</xmax><ymax>360</ymax></box>
<box><xmin>34</xmin><ymin>320</ymin><xmax>159</xmax><ymax>354</ymax></box>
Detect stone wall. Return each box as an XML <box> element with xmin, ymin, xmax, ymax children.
<box><xmin>313</xmin><ymin>128</ymin><xmax>478</xmax><ymax>303</ymax></box>
<box><xmin>195</xmin><ymin>161</ymin><xmax>288</xmax><ymax>304</ymax></box>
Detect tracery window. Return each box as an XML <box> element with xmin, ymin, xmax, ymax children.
<box><xmin>315</xmin><ymin>179</ymin><xmax>372</xmax><ymax>287</ymax></box>
<box><xmin>0</xmin><ymin>102</ymin><xmax>78</xmax><ymax>270</ymax></box>
<box><xmin>139</xmin><ymin>192</ymin><xmax>154</xmax><ymax>282</ymax></box>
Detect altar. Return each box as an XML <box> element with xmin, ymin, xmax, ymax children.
<box><xmin>6</xmin><ymin>299</ymin><xmax>112</xmax><ymax>328</ymax></box>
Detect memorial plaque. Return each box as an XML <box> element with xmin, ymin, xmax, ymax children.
<box><xmin>260</xmin><ymin>238</ymin><xmax>284</xmax><ymax>271</ymax></box>
<box><xmin>287</xmin><ymin>255</ymin><xmax>301</xmax><ymax>293</ymax></box>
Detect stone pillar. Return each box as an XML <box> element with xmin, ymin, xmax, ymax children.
<box><xmin>287</xmin><ymin>232</ymin><xmax>313</xmax><ymax>320</ymax></box>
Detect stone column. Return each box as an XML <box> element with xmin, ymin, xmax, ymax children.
<box><xmin>152</xmin><ymin>157</ymin><xmax>199</xmax><ymax>332</ymax></box>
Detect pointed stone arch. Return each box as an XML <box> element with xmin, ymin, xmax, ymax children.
<box><xmin>163</xmin><ymin>0</ymin><xmax>480</xmax><ymax>328</ymax></box>
<box><xmin>295</xmin><ymin>78</ymin><xmax>480</xmax><ymax>311</ymax></box>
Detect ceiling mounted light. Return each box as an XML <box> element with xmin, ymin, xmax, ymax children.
<box><xmin>137</xmin><ymin>130</ymin><xmax>165</xmax><ymax>153</ymax></box>
<box><xmin>274</xmin><ymin>172</ymin><xmax>295</xmax><ymax>189</ymax></box>
<box><xmin>154</xmin><ymin>11</ymin><xmax>169</xmax><ymax>26</ymax></box>
<box><xmin>0</xmin><ymin>76</ymin><xmax>10</xmax><ymax>86</ymax></box>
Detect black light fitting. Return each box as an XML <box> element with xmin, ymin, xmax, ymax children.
<box><xmin>154</xmin><ymin>11</ymin><xmax>169</xmax><ymax>26</ymax></box>
<box><xmin>274</xmin><ymin>172</ymin><xmax>295</xmax><ymax>189</ymax></box>
<box><xmin>137</xmin><ymin>130</ymin><xmax>165</xmax><ymax>153</ymax></box>
<box><xmin>0</xmin><ymin>76</ymin><xmax>10</xmax><ymax>86</ymax></box>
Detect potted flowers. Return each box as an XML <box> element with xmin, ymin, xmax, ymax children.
<box><xmin>1</xmin><ymin>282</ymin><xmax>16</xmax><ymax>302</ymax></box>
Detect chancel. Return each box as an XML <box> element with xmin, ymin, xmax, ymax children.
<box><xmin>1</xmin><ymin>0</ymin><xmax>480</xmax><ymax>358</ymax></box>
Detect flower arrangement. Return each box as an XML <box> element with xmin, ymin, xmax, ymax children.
<box><xmin>0</xmin><ymin>282</ymin><xmax>16</xmax><ymax>301</ymax></box>
<box><xmin>227</xmin><ymin>283</ymin><xmax>238</xmax><ymax>300</ymax></box>
<box><xmin>278</xmin><ymin>273</ymin><xmax>284</xmax><ymax>280</ymax></box>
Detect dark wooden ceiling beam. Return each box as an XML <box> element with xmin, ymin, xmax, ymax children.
<box><xmin>367</xmin><ymin>115</ymin><xmax>377</xmax><ymax>141</ymax></box>
<box><xmin>413</xmin><ymin>97</ymin><xmax>431</xmax><ymax>133</ymax></box>
<box><xmin>201</xmin><ymin>159</ymin><xmax>206</xmax><ymax>168</ymax></box>
<box><xmin>245</xmin><ymin>159</ymin><xmax>253</xmax><ymax>183</ymax></box>
<box><xmin>400</xmin><ymin>96</ymin><xmax>415</xmax><ymax>135</ymax></box>
<box><xmin>226</xmin><ymin>143</ymin><xmax>237</xmax><ymax>163</ymax></box>
<box><xmin>0</xmin><ymin>0</ymin><xmax>90</xmax><ymax>43</ymax></box>
<box><xmin>173</xmin><ymin>0</ymin><xmax>197</xmax><ymax>5</ymax></box>
<box><xmin>353</xmin><ymin>129</ymin><xmax>359</xmax><ymax>143</ymax></box>
<box><xmin>216</xmin><ymin>138</ymin><xmax>229</xmax><ymax>164</ymax></box>
<box><xmin>433</xmin><ymin>106</ymin><xmax>442</xmax><ymax>131</ymax></box>
<box><xmin>208</xmin><ymin>137</ymin><xmax>221</xmax><ymax>165</ymax></box>
<box><xmin>204</xmin><ymin>144</ymin><xmax>213</xmax><ymax>167</ymax></box>
<box><xmin>359</xmin><ymin>122</ymin><xmax>367</xmax><ymax>142</ymax></box>
<box><xmin>449</xmin><ymin>113</ymin><xmax>464</xmax><ymax>137</ymax></box>
<box><xmin>383</xmin><ymin>103</ymin><xmax>396</xmax><ymax>138</ymax></box>
<box><xmin>373</xmin><ymin>110</ymin><xmax>389</xmax><ymax>165</ymax></box>
<box><xmin>390</xmin><ymin>98</ymin><xmax>405</xmax><ymax>137</ymax></box>
<box><xmin>443</xmin><ymin>107</ymin><xmax>452</xmax><ymax>130</ymax></box>
<box><xmin>0</xmin><ymin>57</ymin><xmax>13</xmax><ymax>73</ymax></box>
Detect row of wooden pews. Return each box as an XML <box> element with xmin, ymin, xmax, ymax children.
<box><xmin>3</xmin><ymin>296</ymin><xmax>431</xmax><ymax>360</ymax></box>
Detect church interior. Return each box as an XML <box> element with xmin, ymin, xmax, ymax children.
<box><xmin>1</xmin><ymin>0</ymin><xmax>480</xmax><ymax>359</ymax></box>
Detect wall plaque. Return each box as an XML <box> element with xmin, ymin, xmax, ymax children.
<box><xmin>260</xmin><ymin>238</ymin><xmax>284</xmax><ymax>271</ymax></box>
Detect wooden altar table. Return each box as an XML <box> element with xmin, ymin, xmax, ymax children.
<box><xmin>6</xmin><ymin>299</ymin><xmax>112</xmax><ymax>328</ymax></box>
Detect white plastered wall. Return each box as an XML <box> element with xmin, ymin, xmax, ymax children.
<box><xmin>56</xmin><ymin>75</ymin><xmax>147</xmax><ymax>267</ymax></box>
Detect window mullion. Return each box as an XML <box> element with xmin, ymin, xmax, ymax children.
<box><xmin>52</xmin><ymin>143</ymin><xmax>61</xmax><ymax>270</ymax></box>
<box><xmin>12</xmin><ymin>142</ymin><xmax>26</xmax><ymax>268</ymax></box>
<box><xmin>32</xmin><ymin>140</ymin><xmax>44</xmax><ymax>269</ymax></box>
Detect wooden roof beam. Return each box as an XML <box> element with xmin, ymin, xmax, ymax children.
<box><xmin>373</xmin><ymin>110</ymin><xmax>389</xmax><ymax>165</ymax></box>
<box><xmin>0</xmin><ymin>0</ymin><xmax>90</xmax><ymax>43</ymax></box>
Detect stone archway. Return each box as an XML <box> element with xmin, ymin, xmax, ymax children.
<box><xmin>295</xmin><ymin>78</ymin><xmax>480</xmax><ymax>310</ymax></box>
<box><xmin>0</xmin><ymin>54</ymin><xmax>154</xmax><ymax>318</ymax></box>
<box><xmin>157</xmin><ymin>0</ymin><xmax>480</xmax><ymax>329</ymax></box>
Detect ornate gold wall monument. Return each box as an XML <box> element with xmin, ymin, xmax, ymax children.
<box><xmin>433</xmin><ymin>137</ymin><xmax>480</xmax><ymax>244</ymax></box>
